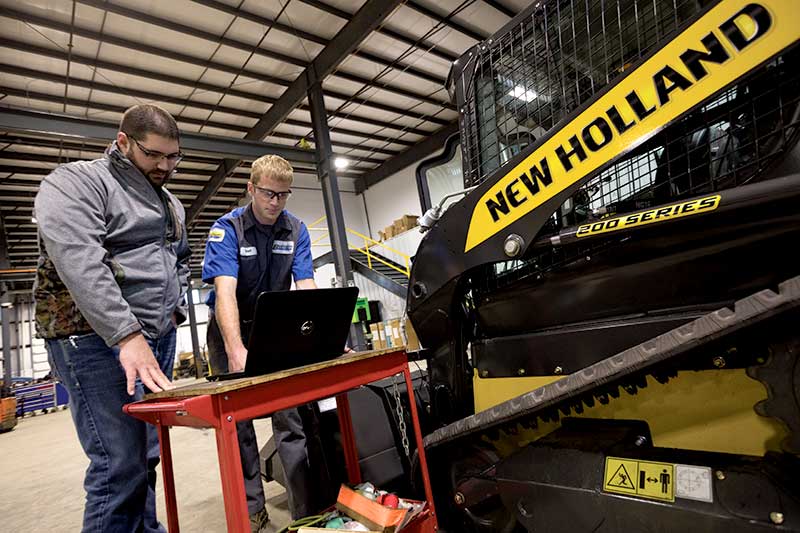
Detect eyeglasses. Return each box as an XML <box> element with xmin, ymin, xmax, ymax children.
<box><xmin>252</xmin><ymin>185</ymin><xmax>292</xmax><ymax>201</ymax></box>
<box><xmin>125</xmin><ymin>133</ymin><xmax>184</xmax><ymax>164</ymax></box>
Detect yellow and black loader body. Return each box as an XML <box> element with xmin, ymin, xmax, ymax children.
<box><xmin>406</xmin><ymin>0</ymin><xmax>800</xmax><ymax>531</ymax></box>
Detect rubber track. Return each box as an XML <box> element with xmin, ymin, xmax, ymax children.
<box><xmin>424</xmin><ymin>275</ymin><xmax>800</xmax><ymax>449</ymax></box>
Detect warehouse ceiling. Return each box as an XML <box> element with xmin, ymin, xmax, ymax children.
<box><xmin>0</xmin><ymin>0</ymin><xmax>526</xmax><ymax>286</ymax></box>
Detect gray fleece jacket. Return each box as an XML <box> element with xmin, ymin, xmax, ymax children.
<box><xmin>34</xmin><ymin>142</ymin><xmax>190</xmax><ymax>346</ymax></box>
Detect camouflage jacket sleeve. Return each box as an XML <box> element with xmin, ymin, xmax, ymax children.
<box><xmin>35</xmin><ymin>165</ymin><xmax>141</xmax><ymax>346</ymax></box>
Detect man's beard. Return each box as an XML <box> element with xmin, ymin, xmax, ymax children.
<box><xmin>126</xmin><ymin>147</ymin><xmax>169</xmax><ymax>187</ymax></box>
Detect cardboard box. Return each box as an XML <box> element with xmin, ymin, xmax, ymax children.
<box><xmin>388</xmin><ymin>319</ymin><xmax>403</xmax><ymax>348</ymax></box>
<box><xmin>399</xmin><ymin>214</ymin><xmax>418</xmax><ymax>230</ymax></box>
<box><xmin>403</xmin><ymin>318</ymin><xmax>420</xmax><ymax>351</ymax></box>
<box><xmin>335</xmin><ymin>485</ymin><xmax>408</xmax><ymax>533</ymax></box>
<box><xmin>384</xmin><ymin>225</ymin><xmax>396</xmax><ymax>239</ymax></box>
<box><xmin>369</xmin><ymin>323</ymin><xmax>385</xmax><ymax>350</ymax></box>
<box><xmin>378</xmin><ymin>323</ymin><xmax>388</xmax><ymax>348</ymax></box>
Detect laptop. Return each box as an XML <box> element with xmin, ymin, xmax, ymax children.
<box><xmin>208</xmin><ymin>287</ymin><xmax>359</xmax><ymax>381</ymax></box>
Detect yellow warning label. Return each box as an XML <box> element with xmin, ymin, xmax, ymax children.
<box><xmin>605</xmin><ymin>458</ymin><xmax>637</xmax><ymax>493</ymax></box>
<box><xmin>604</xmin><ymin>457</ymin><xmax>675</xmax><ymax>502</ymax></box>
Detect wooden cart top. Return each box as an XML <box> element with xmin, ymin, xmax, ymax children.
<box><xmin>144</xmin><ymin>347</ymin><xmax>406</xmax><ymax>400</ymax></box>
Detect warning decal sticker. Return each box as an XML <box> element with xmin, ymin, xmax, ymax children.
<box><xmin>604</xmin><ymin>457</ymin><xmax>675</xmax><ymax>502</ymax></box>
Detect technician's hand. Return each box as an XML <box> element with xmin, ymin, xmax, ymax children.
<box><xmin>229</xmin><ymin>344</ymin><xmax>248</xmax><ymax>373</ymax></box>
<box><xmin>118</xmin><ymin>333</ymin><xmax>175</xmax><ymax>395</ymax></box>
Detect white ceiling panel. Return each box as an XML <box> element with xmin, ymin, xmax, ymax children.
<box><xmin>202</xmin><ymin>73</ymin><xmax>286</xmax><ymax>100</ymax></box>
<box><xmin>388</xmin><ymin>4</ymin><xmax>478</xmax><ymax>58</ymax></box>
<box><xmin>94</xmin><ymin>42</ymin><xmax>210</xmax><ymax>81</ymax></box>
<box><xmin>357</xmin><ymin>31</ymin><xmax>452</xmax><ymax>77</ymax></box>
<box><xmin>241</xmin><ymin>0</ymin><xmax>347</xmax><ymax>41</ymax></box>
<box><xmin>211</xmin><ymin>44</ymin><xmax>302</xmax><ymax>82</ymax></box>
<box><xmin>101</xmin><ymin>13</ymin><xmax>221</xmax><ymax>59</ymax></box>
<box><xmin>226</xmin><ymin>18</ymin><xmax>323</xmax><ymax>63</ymax></box>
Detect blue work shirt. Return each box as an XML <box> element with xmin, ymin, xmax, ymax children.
<box><xmin>202</xmin><ymin>205</ymin><xmax>313</xmax><ymax>309</ymax></box>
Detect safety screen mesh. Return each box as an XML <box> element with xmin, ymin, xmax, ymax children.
<box><xmin>457</xmin><ymin>0</ymin><xmax>708</xmax><ymax>187</ymax></box>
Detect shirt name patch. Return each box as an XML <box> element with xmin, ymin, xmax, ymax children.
<box><xmin>272</xmin><ymin>240</ymin><xmax>295</xmax><ymax>255</ymax></box>
<box><xmin>208</xmin><ymin>228</ymin><xmax>225</xmax><ymax>243</ymax></box>
<box><xmin>239</xmin><ymin>246</ymin><xmax>257</xmax><ymax>257</ymax></box>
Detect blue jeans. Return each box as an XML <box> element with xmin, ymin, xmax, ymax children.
<box><xmin>47</xmin><ymin>330</ymin><xmax>176</xmax><ymax>533</ymax></box>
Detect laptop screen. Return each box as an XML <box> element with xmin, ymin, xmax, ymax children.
<box><xmin>243</xmin><ymin>286</ymin><xmax>359</xmax><ymax>376</ymax></box>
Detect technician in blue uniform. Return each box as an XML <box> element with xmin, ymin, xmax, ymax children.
<box><xmin>202</xmin><ymin>154</ymin><xmax>316</xmax><ymax>532</ymax></box>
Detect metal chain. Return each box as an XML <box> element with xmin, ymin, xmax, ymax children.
<box><xmin>392</xmin><ymin>375</ymin><xmax>411</xmax><ymax>458</ymax></box>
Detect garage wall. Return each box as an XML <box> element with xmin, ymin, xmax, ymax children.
<box><xmin>361</xmin><ymin>163</ymin><xmax>424</xmax><ymax>242</ymax></box>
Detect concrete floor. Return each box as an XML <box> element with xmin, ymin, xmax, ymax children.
<box><xmin>0</xmin><ymin>378</ymin><xmax>293</xmax><ymax>532</ymax></box>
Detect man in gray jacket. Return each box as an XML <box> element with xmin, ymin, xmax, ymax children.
<box><xmin>34</xmin><ymin>104</ymin><xmax>190</xmax><ymax>532</ymax></box>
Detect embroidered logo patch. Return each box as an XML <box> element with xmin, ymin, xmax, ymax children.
<box><xmin>272</xmin><ymin>240</ymin><xmax>295</xmax><ymax>255</ymax></box>
<box><xmin>208</xmin><ymin>228</ymin><xmax>225</xmax><ymax>243</ymax></box>
<box><xmin>239</xmin><ymin>246</ymin><xmax>257</xmax><ymax>257</ymax></box>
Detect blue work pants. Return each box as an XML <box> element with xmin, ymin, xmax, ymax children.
<box><xmin>46</xmin><ymin>329</ymin><xmax>176</xmax><ymax>533</ymax></box>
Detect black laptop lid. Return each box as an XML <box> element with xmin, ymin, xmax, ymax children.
<box><xmin>243</xmin><ymin>286</ymin><xmax>359</xmax><ymax>376</ymax></box>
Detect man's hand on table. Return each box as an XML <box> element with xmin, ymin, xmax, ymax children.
<box><xmin>119</xmin><ymin>332</ymin><xmax>175</xmax><ymax>395</ymax></box>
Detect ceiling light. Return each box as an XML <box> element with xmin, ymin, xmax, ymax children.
<box><xmin>508</xmin><ymin>86</ymin><xmax>538</xmax><ymax>102</ymax></box>
<box><xmin>334</xmin><ymin>157</ymin><xmax>349</xmax><ymax>169</ymax></box>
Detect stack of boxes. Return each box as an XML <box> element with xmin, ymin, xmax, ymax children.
<box><xmin>369</xmin><ymin>317</ymin><xmax>420</xmax><ymax>352</ymax></box>
<box><xmin>378</xmin><ymin>214</ymin><xmax>418</xmax><ymax>241</ymax></box>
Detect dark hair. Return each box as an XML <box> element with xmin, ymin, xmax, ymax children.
<box><xmin>119</xmin><ymin>104</ymin><xmax>180</xmax><ymax>141</ymax></box>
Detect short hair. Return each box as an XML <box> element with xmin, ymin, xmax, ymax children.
<box><xmin>250</xmin><ymin>155</ymin><xmax>293</xmax><ymax>185</ymax></box>
<box><xmin>119</xmin><ymin>104</ymin><xmax>180</xmax><ymax>141</ymax></box>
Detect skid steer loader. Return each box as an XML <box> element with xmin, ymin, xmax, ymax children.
<box><xmin>406</xmin><ymin>0</ymin><xmax>800</xmax><ymax>531</ymax></box>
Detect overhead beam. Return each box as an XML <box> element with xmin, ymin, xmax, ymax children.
<box><xmin>0</xmin><ymin>86</ymin><xmax>412</xmax><ymax>149</ymax></box>
<box><xmin>0</xmin><ymin>126</ymin><xmax>404</xmax><ymax>156</ymax></box>
<box><xmin>0</xmin><ymin>61</ymin><xmax>440</xmax><ymax>136</ymax></box>
<box><xmin>0</xmin><ymin>163</ymin><xmax>366</xmax><ymax>182</ymax></box>
<box><xmin>359</xmin><ymin>121</ymin><xmax>459</xmax><ymax>192</ymax></box>
<box><xmin>3</xmin><ymin>6</ymin><xmax>451</xmax><ymax>109</ymax></box>
<box><xmin>187</xmin><ymin>0</ymin><xmax>404</xmax><ymax>225</ymax></box>
<box><xmin>0</xmin><ymin>107</ymin><xmax>315</xmax><ymax>163</ymax></box>
<box><xmin>293</xmin><ymin>0</ymin><xmax>458</xmax><ymax>63</ymax></box>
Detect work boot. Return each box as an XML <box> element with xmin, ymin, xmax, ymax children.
<box><xmin>249</xmin><ymin>506</ymin><xmax>270</xmax><ymax>533</ymax></box>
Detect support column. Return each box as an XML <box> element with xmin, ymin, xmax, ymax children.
<box><xmin>27</xmin><ymin>298</ymin><xmax>35</xmax><ymax>378</ymax></box>
<box><xmin>14</xmin><ymin>304</ymin><xmax>22</xmax><ymax>378</ymax></box>
<box><xmin>307</xmin><ymin>80</ymin><xmax>365</xmax><ymax>350</ymax></box>
<box><xmin>1</xmin><ymin>292</ymin><xmax>13</xmax><ymax>395</ymax></box>
<box><xmin>185</xmin><ymin>279</ymin><xmax>203</xmax><ymax>377</ymax></box>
